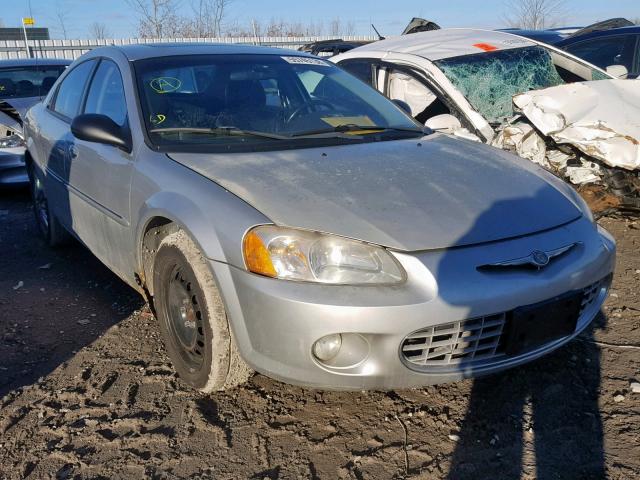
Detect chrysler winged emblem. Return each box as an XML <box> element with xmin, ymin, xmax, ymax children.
<box><xmin>480</xmin><ymin>243</ymin><xmax>581</xmax><ymax>270</ymax></box>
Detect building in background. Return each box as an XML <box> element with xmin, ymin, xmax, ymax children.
<box><xmin>0</xmin><ymin>28</ymin><xmax>50</xmax><ymax>41</ymax></box>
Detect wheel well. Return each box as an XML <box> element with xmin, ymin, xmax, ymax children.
<box><xmin>140</xmin><ymin>217</ymin><xmax>179</xmax><ymax>296</ymax></box>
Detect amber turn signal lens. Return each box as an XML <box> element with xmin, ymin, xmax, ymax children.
<box><xmin>243</xmin><ymin>230</ymin><xmax>277</xmax><ymax>277</ymax></box>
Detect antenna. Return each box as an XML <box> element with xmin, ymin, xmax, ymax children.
<box><xmin>371</xmin><ymin>24</ymin><xmax>384</xmax><ymax>40</ymax></box>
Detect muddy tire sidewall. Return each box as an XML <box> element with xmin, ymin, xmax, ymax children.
<box><xmin>153</xmin><ymin>232</ymin><xmax>233</xmax><ymax>391</ymax></box>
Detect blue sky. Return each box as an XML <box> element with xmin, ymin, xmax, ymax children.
<box><xmin>2</xmin><ymin>0</ymin><xmax>639</xmax><ymax>39</ymax></box>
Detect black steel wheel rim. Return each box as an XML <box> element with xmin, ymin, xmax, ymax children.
<box><xmin>31</xmin><ymin>176</ymin><xmax>49</xmax><ymax>235</ymax></box>
<box><xmin>165</xmin><ymin>265</ymin><xmax>206</xmax><ymax>372</ymax></box>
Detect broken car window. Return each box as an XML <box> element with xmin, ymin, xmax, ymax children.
<box><xmin>435</xmin><ymin>46</ymin><xmax>565</xmax><ymax>126</ymax></box>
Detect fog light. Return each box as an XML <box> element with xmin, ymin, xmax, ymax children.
<box><xmin>313</xmin><ymin>334</ymin><xmax>342</xmax><ymax>361</ymax></box>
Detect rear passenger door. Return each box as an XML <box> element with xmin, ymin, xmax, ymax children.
<box><xmin>67</xmin><ymin>58</ymin><xmax>134</xmax><ymax>275</ymax></box>
<box><xmin>39</xmin><ymin>59</ymin><xmax>98</xmax><ymax>228</ymax></box>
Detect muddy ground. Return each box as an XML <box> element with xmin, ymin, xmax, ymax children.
<box><xmin>0</xmin><ymin>190</ymin><xmax>639</xmax><ymax>480</ymax></box>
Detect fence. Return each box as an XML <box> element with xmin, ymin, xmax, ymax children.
<box><xmin>0</xmin><ymin>35</ymin><xmax>378</xmax><ymax>60</ymax></box>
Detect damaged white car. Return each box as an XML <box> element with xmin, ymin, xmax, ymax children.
<box><xmin>333</xmin><ymin>29</ymin><xmax>640</xmax><ymax>211</ymax></box>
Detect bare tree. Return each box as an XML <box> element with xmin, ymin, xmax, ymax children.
<box><xmin>189</xmin><ymin>0</ymin><xmax>233</xmax><ymax>37</ymax></box>
<box><xmin>503</xmin><ymin>0</ymin><xmax>566</xmax><ymax>29</ymax></box>
<box><xmin>126</xmin><ymin>0</ymin><xmax>180</xmax><ymax>38</ymax></box>
<box><xmin>53</xmin><ymin>0</ymin><xmax>70</xmax><ymax>39</ymax></box>
<box><xmin>89</xmin><ymin>22</ymin><xmax>111</xmax><ymax>40</ymax></box>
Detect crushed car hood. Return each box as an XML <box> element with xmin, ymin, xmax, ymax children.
<box><xmin>513</xmin><ymin>80</ymin><xmax>640</xmax><ymax>171</ymax></box>
<box><xmin>0</xmin><ymin>97</ymin><xmax>42</xmax><ymax>134</ymax></box>
<box><xmin>168</xmin><ymin>134</ymin><xmax>581</xmax><ymax>251</ymax></box>
<box><xmin>0</xmin><ymin>96</ymin><xmax>41</xmax><ymax>119</ymax></box>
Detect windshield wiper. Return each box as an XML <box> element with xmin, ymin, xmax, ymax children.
<box><xmin>289</xmin><ymin>124</ymin><xmax>425</xmax><ymax>138</ymax></box>
<box><xmin>148</xmin><ymin>126</ymin><xmax>288</xmax><ymax>140</ymax></box>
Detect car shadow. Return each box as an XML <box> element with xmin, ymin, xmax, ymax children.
<box><xmin>435</xmin><ymin>184</ymin><xmax>608</xmax><ymax>479</ymax></box>
<box><xmin>446</xmin><ymin>319</ymin><xmax>605</xmax><ymax>479</ymax></box>
<box><xmin>0</xmin><ymin>188</ymin><xmax>143</xmax><ymax>398</ymax></box>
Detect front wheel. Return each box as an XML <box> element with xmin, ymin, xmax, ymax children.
<box><xmin>153</xmin><ymin>230</ymin><xmax>252</xmax><ymax>392</ymax></box>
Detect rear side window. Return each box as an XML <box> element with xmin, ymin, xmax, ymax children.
<box><xmin>52</xmin><ymin>60</ymin><xmax>96</xmax><ymax>119</ymax></box>
<box><xmin>84</xmin><ymin>60</ymin><xmax>127</xmax><ymax>126</ymax></box>
<box><xmin>564</xmin><ymin>36</ymin><xmax>634</xmax><ymax>72</ymax></box>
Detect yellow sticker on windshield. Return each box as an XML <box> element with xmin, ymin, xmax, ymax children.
<box><xmin>321</xmin><ymin>116</ymin><xmax>375</xmax><ymax>127</ymax></box>
<box><xmin>150</xmin><ymin>77</ymin><xmax>182</xmax><ymax>94</ymax></box>
<box><xmin>150</xmin><ymin>114</ymin><xmax>166</xmax><ymax>125</ymax></box>
<box><xmin>321</xmin><ymin>116</ymin><xmax>377</xmax><ymax>134</ymax></box>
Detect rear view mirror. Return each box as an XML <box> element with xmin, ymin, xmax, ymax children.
<box><xmin>606</xmin><ymin>65</ymin><xmax>628</xmax><ymax>79</ymax></box>
<box><xmin>425</xmin><ymin>114</ymin><xmax>462</xmax><ymax>133</ymax></box>
<box><xmin>391</xmin><ymin>99</ymin><xmax>412</xmax><ymax>115</ymax></box>
<box><xmin>71</xmin><ymin>114</ymin><xmax>132</xmax><ymax>153</ymax></box>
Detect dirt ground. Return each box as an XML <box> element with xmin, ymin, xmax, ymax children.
<box><xmin>1</xmin><ymin>189</ymin><xmax>639</xmax><ymax>480</ymax></box>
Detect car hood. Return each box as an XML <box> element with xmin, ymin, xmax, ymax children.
<box><xmin>168</xmin><ymin>134</ymin><xmax>581</xmax><ymax>251</ymax></box>
<box><xmin>0</xmin><ymin>96</ymin><xmax>41</xmax><ymax>119</ymax></box>
<box><xmin>0</xmin><ymin>96</ymin><xmax>42</xmax><ymax>134</ymax></box>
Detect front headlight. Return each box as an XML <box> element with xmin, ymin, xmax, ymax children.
<box><xmin>243</xmin><ymin>225</ymin><xmax>405</xmax><ymax>285</ymax></box>
<box><xmin>0</xmin><ymin>134</ymin><xmax>25</xmax><ymax>148</ymax></box>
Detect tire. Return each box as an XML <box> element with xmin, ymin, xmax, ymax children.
<box><xmin>27</xmin><ymin>162</ymin><xmax>69</xmax><ymax>247</ymax></box>
<box><xmin>152</xmin><ymin>230</ymin><xmax>252</xmax><ymax>392</ymax></box>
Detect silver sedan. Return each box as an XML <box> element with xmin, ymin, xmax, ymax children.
<box><xmin>23</xmin><ymin>44</ymin><xmax>615</xmax><ymax>391</ymax></box>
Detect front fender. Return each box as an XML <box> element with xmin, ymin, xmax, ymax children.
<box><xmin>133</xmin><ymin>173</ymin><xmax>271</xmax><ymax>282</ymax></box>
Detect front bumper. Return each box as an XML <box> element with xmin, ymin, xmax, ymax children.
<box><xmin>213</xmin><ymin>217</ymin><xmax>615</xmax><ymax>390</ymax></box>
<box><xmin>0</xmin><ymin>146</ymin><xmax>27</xmax><ymax>186</ymax></box>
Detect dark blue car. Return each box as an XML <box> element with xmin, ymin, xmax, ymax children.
<box><xmin>557</xmin><ymin>26</ymin><xmax>640</xmax><ymax>78</ymax></box>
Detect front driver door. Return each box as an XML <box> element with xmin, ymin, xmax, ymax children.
<box><xmin>66</xmin><ymin>58</ymin><xmax>134</xmax><ymax>278</ymax></box>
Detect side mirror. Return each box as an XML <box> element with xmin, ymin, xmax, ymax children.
<box><xmin>424</xmin><ymin>114</ymin><xmax>462</xmax><ymax>133</ymax></box>
<box><xmin>391</xmin><ymin>99</ymin><xmax>412</xmax><ymax>115</ymax></box>
<box><xmin>606</xmin><ymin>64</ymin><xmax>628</xmax><ymax>79</ymax></box>
<box><xmin>71</xmin><ymin>114</ymin><xmax>132</xmax><ymax>152</ymax></box>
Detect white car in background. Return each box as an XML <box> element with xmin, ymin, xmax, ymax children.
<box><xmin>333</xmin><ymin>29</ymin><xmax>640</xmax><ymax>210</ymax></box>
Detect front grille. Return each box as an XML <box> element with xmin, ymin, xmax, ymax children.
<box><xmin>401</xmin><ymin>277</ymin><xmax>610</xmax><ymax>371</ymax></box>
<box><xmin>401</xmin><ymin>313</ymin><xmax>507</xmax><ymax>367</ymax></box>
<box><xmin>580</xmin><ymin>280</ymin><xmax>603</xmax><ymax>315</ymax></box>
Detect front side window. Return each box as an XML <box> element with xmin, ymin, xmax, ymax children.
<box><xmin>135</xmin><ymin>54</ymin><xmax>420</xmax><ymax>151</ymax></box>
<box><xmin>0</xmin><ymin>65</ymin><xmax>66</xmax><ymax>99</ymax></box>
<box><xmin>84</xmin><ymin>60</ymin><xmax>127</xmax><ymax>126</ymax></box>
<box><xmin>340</xmin><ymin>60</ymin><xmax>375</xmax><ymax>87</ymax></box>
<box><xmin>564</xmin><ymin>36</ymin><xmax>634</xmax><ymax>72</ymax></box>
<box><xmin>52</xmin><ymin>60</ymin><xmax>96</xmax><ymax>119</ymax></box>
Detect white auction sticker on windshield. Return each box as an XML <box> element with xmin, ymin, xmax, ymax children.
<box><xmin>281</xmin><ymin>56</ymin><xmax>330</xmax><ymax>66</ymax></box>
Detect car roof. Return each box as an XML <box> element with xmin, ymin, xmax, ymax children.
<box><xmin>90</xmin><ymin>42</ymin><xmax>319</xmax><ymax>62</ymax></box>
<box><xmin>0</xmin><ymin>58</ymin><xmax>72</xmax><ymax>68</ymax></box>
<box><xmin>344</xmin><ymin>28</ymin><xmax>537</xmax><ymax>61</ymax></box>
<box><xmin>557</xmin><ymin>25</ymin><xmax>640</xmax><ymax>46</ymax></box>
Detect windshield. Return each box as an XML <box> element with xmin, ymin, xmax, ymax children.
<box><xmin>0</xmin><ymin>66</ymin><xmax>66</xmax><ymax>99</ymax></box>
<box><xmin>434</xmin><ymin>46</ymin><xmax>566</xmax><ymax>126</ymax></box>
<box><xmin>134</xmin><ymin>54</ymin><xmax>421</xmax><ymax>149</ymax></box>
